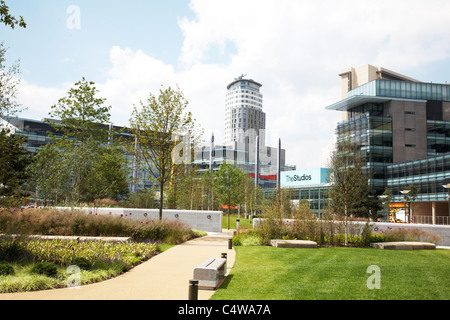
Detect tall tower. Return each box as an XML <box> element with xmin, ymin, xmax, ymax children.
<box><xmin>224</xmin><ymin>75</ymin><xmax>265</xmax><ymax>145</ymax></box>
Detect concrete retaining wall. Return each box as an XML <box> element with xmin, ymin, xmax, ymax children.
<box><xmin>54</xmin><ymin>207</ymin><xmax>223</xmax><ymax>233</ymax></box>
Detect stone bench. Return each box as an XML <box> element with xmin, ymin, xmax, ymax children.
<box><xmin>193</xmin><ymin>258</ymin><xmax>227</xmax><ymax>290</ymax></box>
<box><xmin>370</xmin><ymin>241</ymin><xmax>436</xmax><ymax>250</ymax></box>
<box><xmin>270</xmin><ymin>239</ymin><xmax>317</xmax><ymax>248</ymax></box>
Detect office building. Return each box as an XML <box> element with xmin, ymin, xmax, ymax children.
<box><xmin>280</xmin><ymin>168</ymin><xmax>331</xmax><ymax>216</ymax></box>
<box><xmin>224</xmin><ymin>75</ymin><xmax>265</xmax><ymax>145</ymax></box>
<box><xmin>1</xmin><ymin>116</ymin><xmax>153</xmax><ymax>193</ymax></box>
<box><xmin>326</xmin><ymin>64</ymin><xmax>450</xmax><ymax>224</ymax></box>
<box><xmin>194</xmin><ymin>75</ymin><xmax>295</xmax><ymax>190</ymax></box>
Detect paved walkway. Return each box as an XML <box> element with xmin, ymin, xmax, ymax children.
<box><xmin>0</xmin><ymin>231</ymin><xmax>235</xmax><ymax>300</ymax></box>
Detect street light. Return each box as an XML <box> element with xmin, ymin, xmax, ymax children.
<box><xmin>442</xmin><ymin>184</ymin><xmax>450</xmax><ymax>219</ymax></box>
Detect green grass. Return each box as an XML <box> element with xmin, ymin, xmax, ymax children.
<box><xmin>211</xmin><ymin>246</ymin><xmax>450</xmax><ymax>300</ymax></box>
<box><xmin>222</xmin><ymin>214</ymin><xmax>253</xmax><ymax>230</ymax></box>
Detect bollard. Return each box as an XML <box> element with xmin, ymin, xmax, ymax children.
<box><xmin>228</xmin><ymin>238</ymin><xmax>232</xmax><ymax>249</ymax></box>
<box><xmin>188</xmin><ymin>279</ymin><xmax>198</xmax><ymax>300</ymax></box>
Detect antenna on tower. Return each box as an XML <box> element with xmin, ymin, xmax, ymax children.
<box><xmin>236</xmin><ymin>74</ymin><xmax>247</xmax><ymax>80</ymax></box>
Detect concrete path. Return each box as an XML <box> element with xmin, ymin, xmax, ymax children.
<box><xmin>0</xmin><ymin>231</ymin><xmax>235</xmax><ymax>300</ymax></box>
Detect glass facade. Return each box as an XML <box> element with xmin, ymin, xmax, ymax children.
<box><xmin>427</xmin><ymin>120</ymin><xmax>450</xmax><ymax>155</ymax></box>
<box><xmin>297</xmin><ymin>186</ymin><xmax>329</xmax><ymax>215</ymax></box>
<box><xmin>332</xmin><ymin>79</ymin><xmax>450</xmax><ymax>204</ymax></box>
<box><xmin>336</xmin><ymin>103</ymin><xmax>393</xmax><ymax>192</ymax></box>
<box><xmin>347</xmin><ymin>79</ymin><xmax>450</xmax><ymax>102</ymax></box>
<box><xmin>386</xmin><ymin>154</ymin><xmax>450</xmax><ymax>202</ymax></box>
<box><xmin>3</xmin><ymin>117</ymin><xmax>156</xmax><ymax>193</ymax></box>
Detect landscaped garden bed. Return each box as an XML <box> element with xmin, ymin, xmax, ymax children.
<box><xmin>0</xmin><ymin>207</ymin><xmax>203</xmax><ymax>293</ymax></box>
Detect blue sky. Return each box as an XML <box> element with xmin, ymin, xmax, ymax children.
<box><xmin>2</xmin><ymin>0</ymin><xmax>194</xmax><ymax>86</ymax></box>
<box><xmin>2</xmin><ymin>0</ymin><xmax>450</xmax><ymax>169</ymax></box>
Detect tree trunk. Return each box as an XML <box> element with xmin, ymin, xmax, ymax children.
<box><xmin>344</xmin><ymin>202</ymin><xmax>348</xmax><ymax>246</ymax></box>
<box><xmin>159</xmin><ymin>182</ymin><xmax>164</xmax><ymax>220</ymax></box>
<box><xmin>227</xmin><ymin>199</ymin><xmax>231</xmax><ymax>230</ymax></box>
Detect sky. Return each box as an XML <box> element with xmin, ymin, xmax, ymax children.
<box><xmin>2</xmin><ymin>0</ymin><xmax>450</xmax><ymax>170</ymax></box>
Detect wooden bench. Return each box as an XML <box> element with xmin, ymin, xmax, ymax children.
<box><xmin>193</xmin><ymin>258</ymin><xmax>227</xmax><ymax>290</ymax></box>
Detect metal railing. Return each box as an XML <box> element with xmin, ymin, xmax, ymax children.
<box><xmin>413</xmin><ymin>215</ymin><xmax>450</xmax><ymax>225</ymax></box>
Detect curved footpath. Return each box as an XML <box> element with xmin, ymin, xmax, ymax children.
<box><xmin>0</xmin><ymin>231</ymin><xmax>235</xmax><ymax>300</ymax></box>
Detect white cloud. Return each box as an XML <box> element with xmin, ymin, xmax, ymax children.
<box><xmin>14</xmin><ymin>0</ymin><xmax>450</xmax><ymax>170</ymax></box>
<box><xmin>16</xmin><ymin>80</ymin><xmax>69</xmax><ymax>120</ymax></box>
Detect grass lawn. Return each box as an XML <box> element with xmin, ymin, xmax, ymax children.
<box><xmin>211</xmin><ymin>246</ymin><xmax>450</xmax><ymax>300</ymax></box>
<box><xmin>222</xmin><ymin>214</ymin><xmax>253</xmax><ymax>230</ymax></box>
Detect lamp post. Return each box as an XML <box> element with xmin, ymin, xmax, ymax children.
<box><xmin>400</xmin><ymin>190</ymin><xmax>411</xmax><ymax>223</ymax></box>
<box><xmin>442</xmin><ymin>184</ymin><xmax>450</xmax><ymax>223</ymax></box>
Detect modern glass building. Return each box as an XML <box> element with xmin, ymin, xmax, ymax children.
<box><xmin>1</xmin><ymin>116</ymin><xmax>155</xmax><ymax>193</ymax></box>
<box><xmin>193</xmin><ymin>134</ymin><xmax>295</xmax><ymax>191</ymax></box>
<box><xmin>279</xmin><ymin>168</ymin><xmax>331</xmax><ymax>216</ymax></box>
<box><xmin>326</xmin><ymin>65</ymin><xmax>450</xmax><ymax>224</ymax></box>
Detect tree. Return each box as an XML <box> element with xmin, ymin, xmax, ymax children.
<box><xmin>328</xmin><ymin>133</ymin><xmax>369</xmax><ymax>246</ymax></box>
<box><xmin>214</xmin><ymin>164</ymin><xmax>246</xmax><ymax>229</ymax></box>
<box><xmin>128</xmin><ymin>86</ymin><xmax>199</xmax><ymax>220</ymax></box>
<box><xmin>169</xmin><ymin>166</ymin><xmax>203</xmax><ymax>210</ymax></box>
<box><xmin>0</xmin><ymin>43</ymin><xmax>23</xmax><ymax>118</ymax></box>
<box><xmin>82</xmin><ymin>145</ymin><xmax>130</xmax><ymax>201</ymax></box>
<box><xmin>0</xmin><ymin>0</ymin><xmax>26</xmax><ymax>29</ymax></box>
<box><xmin>35</xmin><ymin>78</ymin><xmax>129</xmax><ymax>204</ymax></box>
<box><xmin>0</xmin><ymin>130</ymin><xmax>31</xmax><ymax>207</ymax></box>
<box><xmin>48</xmin><ymin>78</ymin><xmax>112</xmax><ymax>144</ymax></box>
<box><xmin>46</xmin><ymin>78</ymin><xmax>114</xmax><ymax>204</ymax></box>
<box><xmin>29</xmin><ymin>143</ymin><xmax>70</xmax><ymax>204</ymax></box>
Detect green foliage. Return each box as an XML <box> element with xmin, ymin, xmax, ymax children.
<box><xmin>70</xmin><ymin>257</ymin><xmax>92</xmax><ymax>270</ymax></box>
<box><xmin>127</xmin><ymin>86</ymin><xmax>200</xmax><ymax>220</ymax></box>
<box><xmin>214</xmin><ymin>164</ymin><xmax>246</xmax><ymax>229</ymax></box>
<box><xmin>0</xmin><ymin>238</ymin><xmax>32</xmax><ymax>262</ymax></box>
<box><xmin>127</xmin><ymin>188</ymin><xmax>157</xmax><ymax>209</ymax></box>
<box><xmin>48</xmin><ymin>78</ymin><xmax>111</xmax><ymax>144</ymax></box>
<box><xmin>0</xmin><ymin>42</ymin><xmax>24</xmax><ymax>118</ymax></box>
<box><xmin>0</xmin><ymin>130</ymin><xmax>31</xmax><ymax>206</ymax></box>
<box><xmin>29</xmin><ymin>78</ymin><xmax>129</xmax><ymax>204</ymax></box>
<box><xmin>0</xmin><ymin>1</ymin><xmax>26</xmax><ymax>29</ymax></box>
<box><xmin>31</xmin><ymin>262</ymin><xmax>58</xmax><ymax>277</ymax></box>
<box><xmin>232</xmin><ymin>231</ymin><xmax>262</xmax><ymax>247</ymax></box>
<box><xmin>0</xmin><ymin>263</ymin><xmax>14</xmax><ymax>276</ymax></box>
<box><xmin>0</xmin><ymin>208</ymin><xmax>197</xmax><ymax>244</ymax></box>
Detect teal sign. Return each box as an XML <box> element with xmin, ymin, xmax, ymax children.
<box><xmin>281</xmin><ymin>168</ymin><xmax>329</xmax><ymax>188</ymax></box>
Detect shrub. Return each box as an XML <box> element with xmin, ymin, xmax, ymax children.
<box><xmin>383</xmin><ymin>227</ymin><xmax>441</xmax><ymax>244</ymax></box>
<box><xmin>70</xmin><ymin>257</ymin><xmax>92</xmax><ymax>270</ymax></box>
<box><xmin>0</xmin><ymin>208</ymin><xmax>197</xmax><ymax>244</ymax></box>
<box><xmin>0</xmin><ymin>264</ymin><xmax>15</xmax><ymax>276</ymax></box>
<box><xmin>232</xmin><ymin>230</ymin><xmax>262</xmax><ymax>246</ymax></box>
<box><xmin>0</xmin><ymin>238</ymin><xmax>33</xmax><ymax>262</ymax></box>
<box><xmin>31</xmin><ymin>262</ymin><xmax>58</xmax><ymax>277</ymax></box>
